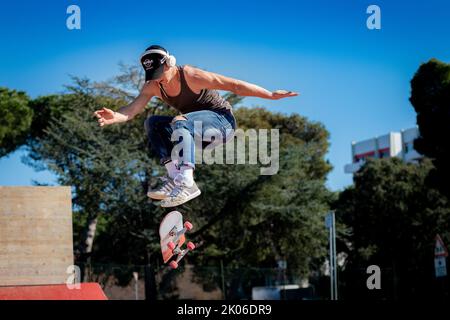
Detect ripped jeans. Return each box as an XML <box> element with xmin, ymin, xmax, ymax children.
<box><xmin>144</xmin><ymin>109</ymin><xmax>236</xmax><ymax>169</ymax></box>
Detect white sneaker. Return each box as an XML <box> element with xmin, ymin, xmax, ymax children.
<box><xmin>160</xmin><ymin>180</ymin><xmax>201</xmax><ymax>208</ymax></box>
<box><xmin>147</xmin><ymin>176</ymin><xmax>176</xmax><ymax>200</ymax></box>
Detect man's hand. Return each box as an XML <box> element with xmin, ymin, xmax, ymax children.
<box><xmin>93</xmin><ymin>107</ymin><xmax>120</xmax><ymax>127</ymax></box>
<box><xmin>93</xmin><ymin>86</ymin><xmax>154</xmax><ymax>127</ymax></box>
<box><xmin>271</xmin><ymin>90</ymin><xmax>299</xmax><ymax>100</ymax></box>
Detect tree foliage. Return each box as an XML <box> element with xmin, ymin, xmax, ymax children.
<box><xmin>20</xmin><ymin>64</ymin><xmax>333</xmax><ymax>298</ymax></box>
<box><xmin>334</xmin><ymin>158</ymin><xmax>450</xmax><ymax>299</ymax></box>
<box><xmin>410</xmin><ymin>58</ymin><xmax>450</xmax><ymax>197</ymax></box>
<box><xmin>0</xmin><ymin>87</ymin><xmax>32</xmax><ymax>157</ymax></box>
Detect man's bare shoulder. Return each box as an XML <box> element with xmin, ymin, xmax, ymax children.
<box><xmin>141</xmin><ymin>81</ymin><xmax>158</xmax><ymax>97</ymax></box>
<box><xmin>183</xmin><ymin>65</ymin><xmax>208</xmax><ymax>81</ymax></box>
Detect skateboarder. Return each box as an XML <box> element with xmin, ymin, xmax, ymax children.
<box><xmin>94</xmin><ymin>45</ymin><xmax>297</xmax><ymax>207</ymax></box>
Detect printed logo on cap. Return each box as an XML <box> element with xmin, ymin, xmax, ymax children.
<box><xmin>143</xmin><ymin>59</ymin><xmax>153</xmax><ymax>70</ymax></box>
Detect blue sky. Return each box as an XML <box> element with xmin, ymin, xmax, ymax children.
<box><xmin>1</xmin><ymin>0</ymin><xmax>450</xmax><ymax>191</ymax></box>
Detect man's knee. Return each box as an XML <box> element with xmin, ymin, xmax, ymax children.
<box><xmin>171</xmin><ymin>115</ymin><xmax>191</xmax><ymax>132</ymax></box>
<box><xmin>171</xmin><ymin>115</ymin><xmax>187</xmax><ymax>123</ymax></box>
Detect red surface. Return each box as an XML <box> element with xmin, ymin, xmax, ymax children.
<box><xmin>0</xmin><ymin>283</ymin><xmax>107</xmax><ymax>300</ymax></box>
<box><xmin>354</xmin><ymin>147</ymin><xmax>390</xmax><ymax>160</ymax></box>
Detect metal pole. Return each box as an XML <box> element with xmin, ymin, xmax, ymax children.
<box><xmin>133</xmin><ymin>272</ymin><xmax>139</xmax><ymax>300</ymax></box>
<box><xmin>220</xmin><ymin>259</ymin><xmax>226</xmax><ymax>300</ymax></box>
<box><xmin>326</xmin><ymin>211</ymin><xmax>338</xmax><ymax>300</ymax></box>
<box><xmin>135</xmin><ymin>279</ymin><xmax>138</xmax><ymax>300</ymax></box>
<box><xmin>332</xmin><ymin>212</ymin><xmax>338</xmax><ymax>300</ymax></box>
<box><xmin>329</xmin><ymin>222</ymin><xmax>334</xmax><ymax>300</ymax></box>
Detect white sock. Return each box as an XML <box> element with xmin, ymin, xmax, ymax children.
<box><xmin>174</xmin><ymin>165</ymin><xmax>194</xmax><ymax>187</ymax></box>
<box><xmin>165</xmin><ymin>161</ymin><xmax>179</xmax><ymax>179</ymax></box>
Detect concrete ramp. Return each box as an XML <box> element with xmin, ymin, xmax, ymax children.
<box><xmin>0</xmin><ymin>186</ymin><xmax>74</xmax><ymax>286</ymax></box>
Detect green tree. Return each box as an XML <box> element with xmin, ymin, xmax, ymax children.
<box><xmin>410</xmin><ymin>58</ymin><xmax>450</xmax><ymax>198</ymax></box>
<box><xmin>0</xmin><ymin>87</ymin><xmax>32</xmax><ymax>157</ymax></box>
<box><xmin>180</xmin><ymin>107</ymin><xmax>333</xmax><ymax>298</ymax></box>
<box><xmin>335</xmin><ymin>158</ymin><xmax>450</xmax><ymax>299</ymax></box>
<box><xmin>28</xmin><ymin>94</ymin><xmax>70</xmax><ymax>139</ymax></box>
<box><xmin>26</xmin><ymin>78</ymin><xmax>159</xmax><ymax>255</ymax></box>
<box><xmin>24</xmin><ymin>65</ymin><xmax>333</xmax><ymax>299</ymax></box>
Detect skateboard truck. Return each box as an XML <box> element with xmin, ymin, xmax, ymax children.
<box><xmin>168</xmin><ymin>240</ymin><xmax>196</xmax><ymax>269</ymax></box>
<box><xmin>165</xmin><ymin>221</ymin><xmax>195</xmax><ymax>269</ymax></box>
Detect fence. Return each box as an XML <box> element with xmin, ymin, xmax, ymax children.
<box><xmin>77</xmin><ymin>262</ymin><xmax>328</xmax><ymax>300</ymax></box>
<box><xmin>77</xmin><ymin>262</ymin><xmax>450</xmax><ymax>300</ymax></box>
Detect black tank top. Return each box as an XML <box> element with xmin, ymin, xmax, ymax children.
<box><xmin>159</xmin><ymin>66</ymin><xmax>232</xmax><ymax>114</ymax></box>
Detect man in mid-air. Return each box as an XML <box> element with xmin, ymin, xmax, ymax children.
<box><xmin>94</xmin><ymin>45</ymin><xmax>297</xmax><ymax>207</ymax></box>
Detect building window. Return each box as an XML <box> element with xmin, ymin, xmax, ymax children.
<box><xmin>354</xmin><ymin>151</ymin><xmax>376</xmax><ymax>163</ymax></box>
<box><xmin>404</xmin><ymin>142</ymin><xmax>413</xmax><ymax>153</ymax></box>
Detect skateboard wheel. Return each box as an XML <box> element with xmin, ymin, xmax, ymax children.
<box><xmin>184</xmin><ymin>221</ymin><xmax>193</xmax><ymax>231</ymax></box>
<box><xmin>169</xmin><ymin>261</ymin><xmax>178</xmax><ymax>269</ymax></box>
<box><xmin>168</xmin><ymin>242</ymin><xmax>176</xmax><ymax>250</ymax></box>
<box><xmin>187</xmin><ymin>242</ymin><xmax>195</xmax><ymax>250</ymax></box>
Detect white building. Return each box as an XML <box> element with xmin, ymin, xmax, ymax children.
<box><xmin>344</xmin><ymin>127</ymin><xmax>423</xmax><ymax>174</ymax></box>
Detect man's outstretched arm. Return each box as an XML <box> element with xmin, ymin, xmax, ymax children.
<box><xmin>186</xmin><ymin>66</ymin><xmax>299</xmax><ymax>100</ymax></box>
<box><xmin>93</xmin><ymin>84</ymin><xmax>153</xmax><ymax>126</ymax></box>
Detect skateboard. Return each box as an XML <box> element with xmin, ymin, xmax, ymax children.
<box><xmin>159</xmin><ymin>210</ymin><xmax>195</xmax><ymax>269</ymax></box>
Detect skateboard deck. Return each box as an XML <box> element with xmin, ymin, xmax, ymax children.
<box><xmin>159</xmin><ymin>210</ymin><xmax>195</xmax><ymax>269</ymax></box>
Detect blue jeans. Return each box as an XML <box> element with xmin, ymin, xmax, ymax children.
<box><xmin>144</xmin><ymin>109</ymin><xmax>236</xmax><ymax>169</ymax></box>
